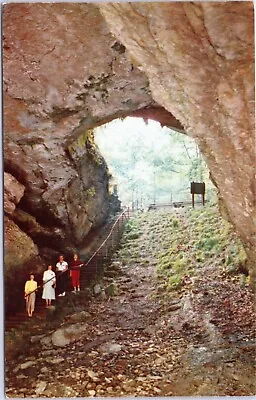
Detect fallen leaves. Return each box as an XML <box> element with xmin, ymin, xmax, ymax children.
<box><xmin>5</xmin><ymin>208</ymin><xmax>256</xmax><ymax>397</ymax></box>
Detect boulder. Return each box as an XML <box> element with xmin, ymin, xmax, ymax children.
<box><xmin>105</xmin><ymin>283</ymin><xmax>117</xmax><ymax>297</ymax></box>
<box><xmin>20</xmin><ymin>360</ymin><xmax>36</xmax><ymax>370</ymax></box>
<box><xmin>93</xmin><ymin>284</ymin><xmax>103</xmax><ymax>295</ymax></box>
<box><xmin>4</xmin><ymin>216</ymin><xmax>38</xmax><ymax>271</ymax></box>
<box><xmin>99</xmin><ymin>342</ymin><xmax>122</xmax><ymax>354</ymax></box>
<box><xmin>35</xmin><ymin>381</ymin><xmax>47</xmax><ymax>396</ymax></box>
<box><xmin>4</xmin><ymin>172</ymin><xmax>25</xmax><ymax>215</ymax></box>
<box><xmin>51</xmin><ymin>323</ymin><xmax>87</xmax><ymax>347</ymax></box>
<box><xmin>69</xmin><ymin>310</ymin><xmax>91</xmax><ymax>322</ymax></box>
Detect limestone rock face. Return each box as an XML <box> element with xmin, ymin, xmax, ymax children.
<box><xmin>3</xmin><ymin>3</ymin><xmax>152</xmax><ymax>131</ymax></box>
<box><xmin>3</xmin><ymin>2</ymin><xmax>255</xmax><ymax>288</ymax></box>
<box><xmin>4</xmin><ymin>132</ymin><xmax>110</xmax><ymax>251</ymax></box>
<box><xmin>4</xmin><ymin>172</ymin><xmax>25</xmax><ymax>215</ymax></box>
<box><xmin>99</xmin><ymin>2</ymin><xmax>255</xmax><ymax>279</ymax></box>
<box><xmin>4</xmin><ymin>216</ymin><xmax>38</xmax><ymax>271</ymax></box>
<box><xmin>3</xmin><ymin>3</ymin><xmax>153</xmax><ymax>262</ymax></box>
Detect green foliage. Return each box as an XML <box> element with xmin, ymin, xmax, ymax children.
<box><xmin>125</xmin><ymin>231</ymin><xmax>142</xmax><ymax>240</ymax></box>
<box><xmin>105</xmin><ymin>283</ymin><xmax>117</xmax><ymax>297</ymax></box>
<box><xmin>114</xmin><ymin>205</ymin><xmax>247</xmax><ymax>297</ymax></box>
<box><xmin>123</xmin><ymin>218</ymin><xmax>140</xmax><ymax>234</ymax></box>
<box><xmin>156</xmin><ymin>205</ymin><xmax>247</xmax><ymax>292</ymax></box>
<box><xmin>79</xmin><ymin>129</ymin><xmax>93</xmax><ymax>148</ymax></box>
<box><xmin>172</xmin><ymin>218</ymin><xmax>180</xmax><ymax>228</ymax></box>
<box><xmin>85</xmin><ymin>187</ymin><xmax>96</xmax><ymax>198</ymax></box>
<box><xmin>189</xmin><ymin>154</ymin><xmax>204</xmax><ymax>182</ymax></box>
<box><xmin>239</xmin><ymin>274</ymin><xmax>247</xmax><ymax>287</ymax></box>
<box><xmin>68</xmin><ymin>129</ymin><xmax>103</xmax><ymax>166</ymax></box>
<box><xmin>168</xmin><ymin>274</ymin><xmax>183</xmax><ymax>290</ymax></box>
<box><xmin>68</xmin><ymin>129</ymin><xmax>92</xmax><ymax>154</ymax></box>
<box><xmin>224</xmin><ymin>243</ymin><xmax>247</xmax><ymax>274</ymax></box>
<box><xmin>86</xmin><ymin>132</ymin><xmax>103</xmax><ymax>166</ymax></box>
<box><xmin>94</xmin><ymin>118</ymin><xmax>217</xmax><ymax>207</ymax></box>
<box><xmin>195</xmin><ymin>236</ymin><xmax>220</xmax><ymax>251</ymax></box>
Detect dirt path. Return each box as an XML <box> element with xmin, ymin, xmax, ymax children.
<box><xmin>6</xmin><ymin>257</ymin><xmax>178</xmax><ymax>397</ymax></box>
<box><xmin>5</xmin><ymin>209</ymin><xmax>256</xmax><ymax>397</ymax></box>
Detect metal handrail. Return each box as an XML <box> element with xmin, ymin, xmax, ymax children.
<box><xmin>84</xmin><ymin>209</ymin><xmax>129</xmax><ymax>267</ymax></box>
<box><xmin>24</xmin><ymin>208</ymin><xmax>130</xmax><ymax>298</ymax></box>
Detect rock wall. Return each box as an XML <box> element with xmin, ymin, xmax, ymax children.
<box><xmin>99</xmin><ymin>2</ymin><xmax>255</xmax><ymax>281</ymax></box>
<box><xmin>3</xmin><ymin>2</ymin><xmax>255</xmax><ymax>296</ymax></box>
<box><xmin>3</xmin><ymin>3</ymin><xmax>154</xmax><ymax>288</ymax></box>
<box><xmin>2</xmin><ymin>3</ymin><xmax>154</xmax><ymax>313</ymax></box>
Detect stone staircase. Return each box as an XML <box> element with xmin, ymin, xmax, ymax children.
<box><xmin>5</xmin><ymin>296</ymin><xmax>47</xmax><ymax>332</ymax></box>
<box><xmin>5</xmin><ymin>209</ymin><xmax>131</xmax><ymax>332</ymax></box>
<box><xmin>79</xmin><ymin>209</ymin><xmax>130</xmax><ymax>287</ymax></box>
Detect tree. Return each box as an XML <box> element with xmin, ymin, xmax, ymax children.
<box><xmin>94</xmin><ymin>117</ymin><xmax>216</xmax><ymax>206</ymax></box>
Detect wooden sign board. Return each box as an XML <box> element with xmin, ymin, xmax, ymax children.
<box><xmin>190</xmin><ymin>182</ymin><xmax>205</xmax><ymax>207</ymax></box>
<box><xmin>190</xmin><ymin>182</ymin><xmax>205</xmax><ymax>195</ymax></box>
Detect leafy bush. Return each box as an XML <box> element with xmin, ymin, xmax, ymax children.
<box><xmin>172</xmin><ymin>218</ymin><xmax>179</xmax><ymax>228</ymax></box>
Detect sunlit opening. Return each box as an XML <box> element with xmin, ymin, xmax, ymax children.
<box><xmin>95</xmin><ymin>117</ymin><xmax>216</xmax><ymax>208</ymax></box>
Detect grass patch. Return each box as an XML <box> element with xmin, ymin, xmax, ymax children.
<box><xmin>115</xmin><ymin>206</ymin><xmax>247</xmax><ymax>294</ymax></box>
<box><xmin>156</xmin><ymin>205</ymin><xmax>247</xmax><ymax>292</ymax></box>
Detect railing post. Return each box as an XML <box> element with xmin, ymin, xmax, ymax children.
<box><xmin>111</xmin><ymin>230</ymin><xmax>114</xmax><ymax>250</ymax></box>
<box><xmin>81</xmin><ymin>209</ymin><xmax>131</xmax><ymax>280</ymax></box>
<box><xmin>95</xmin><ymin>258</ymin><xmax>98</xmax><ymax>275</ymax></box>
<box><xmin>117</xmin><ymin>218</ymin><xmax>120</xmax><ymax>237</ymax></box>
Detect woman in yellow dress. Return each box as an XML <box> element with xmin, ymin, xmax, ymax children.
<box><xmin>24</xmin><ymin>274</ymin><xmax>37</xmax><ymax>317</ymax></box>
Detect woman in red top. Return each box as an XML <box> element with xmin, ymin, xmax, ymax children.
<box><xmin>70</xmin><ymin>254</ymin><xmax>84</xmax><ymax>293</ymax></box>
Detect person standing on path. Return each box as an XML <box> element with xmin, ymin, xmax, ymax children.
<box><xmin>24</xmin><ymin>274</ymin><xmax>37</xmax><ymax>317</ymax></box>
<box><xmin>70</xmin><ymin>253</ymin><xmax>84</xmax><ymax>293</ymax></box>
<box><xmin>42</xmin><ymin>265</ymin><xmax>56</xmax><ymax>306</ymax></box>
<box><xmin>56</xmin><ymin>255</ymin><xmax>68</xmax><ymax>297</ymax></box>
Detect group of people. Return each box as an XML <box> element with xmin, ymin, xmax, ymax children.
<box><xmin>24</xmin><ymin>253</ymin><xmax>84</xmax><ymax>317</ymax></box>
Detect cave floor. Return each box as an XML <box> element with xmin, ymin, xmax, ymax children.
<box><xmin>5</xmin><ymin>209</ymin><xmax>256</xmax><ymax>397</ymax></box>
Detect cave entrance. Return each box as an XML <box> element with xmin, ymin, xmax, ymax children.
<box><xmin>94</xmin><ymin>116</ymin><xmax>216</xmax><ymax>210</ymax></box>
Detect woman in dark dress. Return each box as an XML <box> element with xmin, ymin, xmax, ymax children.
<box><xmin>56</xmin><ymin>255</ymin><xmax>68</xmax><ymax>297</ymax></box>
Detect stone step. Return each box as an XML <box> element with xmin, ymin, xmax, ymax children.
<box><xmin>5</xmin><ymin>306</ymin><xmax>48</xmax><ymax>331</ymax></box>
<box><xmin>8</xmin><ymin>310</ymin><xmax>45</xmax><ymax>319</ymax></box>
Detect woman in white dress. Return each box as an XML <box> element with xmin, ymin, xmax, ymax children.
<box><xmin>42</xmin><ymin>265</ymin><xmax>56</xmax><ymax>306</ymax></box>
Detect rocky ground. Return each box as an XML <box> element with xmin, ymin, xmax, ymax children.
<box><xmin>5</xmin><ymin>207</ymin><xmax>256</xmax><ymax>397</ymax></box>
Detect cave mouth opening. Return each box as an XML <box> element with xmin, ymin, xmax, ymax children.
<box><xmin>94</xmin><ymin>116</ymin><xmax>217</xmax><ymax>209</ymax></box>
